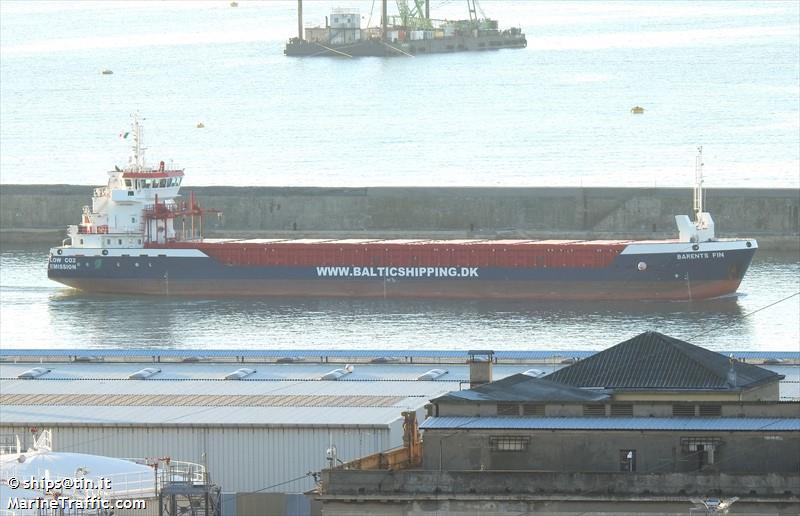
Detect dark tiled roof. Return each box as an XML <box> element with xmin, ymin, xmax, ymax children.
<box><xmin>432</xmin><ymin>373</ymin><xmax>610</xmax><ymax>403</ymax></box>
<box><xmin>544</xmin><ymin>331</ymin><xmax>784</xmax><ymax>391</ymax></box>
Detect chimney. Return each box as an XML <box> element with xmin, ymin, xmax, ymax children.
<box><xmin>468</xmin><ymin>350</ymin><xmax>494</xmax><ymax>388</ymax></box>
<box><xmin>726</xmin><ymin>355</ymin><xmax>737</xmax><ymax>387</ymax></box>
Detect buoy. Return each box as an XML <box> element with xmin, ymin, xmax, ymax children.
<box><xmin>196</xmin><ymin>122</ymin><xmax>205</xmax><ymax>128</ymax></box>
<box><xmin>101</xmin><ymin>69</ymin><xmax>113</xmax><ymax>75</ymax></box>
<box><xmin>630</xmin><ymin>106</ymin><xmax>645</xmax><ymax>114</ymax></box>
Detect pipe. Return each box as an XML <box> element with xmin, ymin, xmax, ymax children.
<box><xmin>425</xmin><ymin>0</ymin><xmax>429</xmax><ymax>19</ymax></box>
<box><xmin>297</xmin><ymin>0</ymin><xmax>303</xmax><ymax>40</ymax></box>
<box><xmin>381</xmin><ymin>0</ymin><xmax>387</xmax><ymax>40</ymax></box>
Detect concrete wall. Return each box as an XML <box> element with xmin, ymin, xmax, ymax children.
<box><xmin>318</xmin><ymin>498</ymin><xmax>800</xmax><ymax>516</ymax></box>
<box><xmin>421</xmin><ymin>429</ymin><xmax>800</xmax><ymax>474</ymax></box>
<box><xmin>321</xmin><ymin>468</ymin><xmax>800</xmax><ymax>497</ymax></box>
<box><xmin>2</xmin><ymin>185</ymin><xmax>798</xmax><ymax>247</ymax></box>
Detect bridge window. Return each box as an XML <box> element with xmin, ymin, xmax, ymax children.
<box><xmin>124</xmin><ymin>179</ymin><xmax>132</xmax><ymax>187</ymax></box>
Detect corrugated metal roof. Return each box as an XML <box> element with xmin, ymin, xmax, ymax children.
<box><xmin>0</xmin><ymin>377</ymin><xmax>450</xmax><ymax>397</ymax></box>
<box><xmin>432</xmin><ymin>374</ymin><xmax>610</xmax><ymax>403</ymax></box>
<box><xmin>2</xmin><ymin>348</ymin><xmax>796</xmax><ymax>361</ymax></box>
<box><xmin>545</xmin><ymin>332</ymin><xmax>784</xmax><ymax>390</ymax></box>
<box><xmin>0</xmin><ymin>394</ymin><xmax>406</xmax><ymax>407</ymax></box>
<box><xmin>0</xmin><ymin>405</ymin><xmax>415</xmax><ymax>426</ymax></box>
<box><xmin>420</xmin><ymin>416</ymin><xmax>800</xmax><ymax>432</ymax></box>
<box><xmin>0</xmin><ymin>363</ymin><xmax>540</xmax><ymax>383</ymax></box>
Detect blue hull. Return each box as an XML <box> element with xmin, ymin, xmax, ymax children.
<box><xmin>47</xmin><ymin>246</ymin><xmax>756</xmax><ymax>300</ymax></box>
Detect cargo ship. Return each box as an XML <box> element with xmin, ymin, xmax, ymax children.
<box><xmin>284</xmin><ymin>0</ymin><xmax>526</xmax><ymax>57</ymax></box>
<box><xmin>47</xmin><ymin>118</ymin><xmax>757</xmax><ymax>300</ymax></box>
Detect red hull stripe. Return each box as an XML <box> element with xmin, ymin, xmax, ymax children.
<box><xmin>149</xmin><ymin>242</ymin><xmax>628</xmax><ymax>269</ymax></box>
<box><xmin>57</xmin><ymin>278</ymin><xmax>742</xmax><ymax>301</ymax></box>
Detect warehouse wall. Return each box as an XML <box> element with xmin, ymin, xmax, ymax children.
<box><xmin>421</xmin><ymin>429</ymin><xmax>800</xmax><ymax>474</ymax></box>
<box><xmin>0</xmin><ymin>424</ymin><xmax>396</xmax><ymax>494</ymax></box>
<box><xmin>2</xmin><ymin>186</ymin><xmax>798</xmax><ymax>247</ymax></box>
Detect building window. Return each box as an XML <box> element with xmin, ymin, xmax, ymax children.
<box><xmin>698</xmin><ymin>405</ymin><xmax>722</xmax><ymax>417</ymax></box>
<box><xmin>610</xmin><ymin>404</ymin><xmax>633</xmax><ymax>416</ymax></box>
<box><xmin>619</xmin><ymin>449</ymin><xmax>636</xmax><ymax>472</ymax></box>
<box><xmin>497</xmin><ymin>403</ymin><xmax>519</xmax><ymax>416</ymax></box>
<box><xmin>522</xmin><ymin>404</ymin><xmax>545</xmax><ymax>416</ymax></box>
<box><xmin>583</xmin><ymin>404</ymin><xmax>606</xmax><ymax>416</ymax></box>
<box><xmin>681</xmin><ymin>437</ymin><xmax>722</xmax><ymax>469</ymax></box>
<box><xmin>490</xmin><ymin>436</ymin><xmax>529</xmax><ymax>452</ymax></box>
<box><xmin>672</xmin><ymin>403</ymin><xmax>696</xmax><ymax>417</ymax></box>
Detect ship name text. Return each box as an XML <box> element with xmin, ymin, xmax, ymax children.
<box><xmin>676</xmin><ymin>252</ymin><xmax>725</xmax><ymax>260</ymax></box>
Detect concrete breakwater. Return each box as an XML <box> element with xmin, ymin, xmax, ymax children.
<box><xmin>1</xmin><ymin>185</ymin><xmax>798</xmax><ymax>249</ymax></box>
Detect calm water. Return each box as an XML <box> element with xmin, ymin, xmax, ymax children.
<box><xmin>1</xmin><ymin>2</ymin><xmax>798</xmax><ymax>353</ymax></box>
<box><xmin>0</xmin><ymin>1</ymin><xmax>798</xmax><ymax>188</ymax></box>
<box><xmin>0</xmin><ymin>245</ymin><xmax>797</xmax><ymax>351</ymax></box>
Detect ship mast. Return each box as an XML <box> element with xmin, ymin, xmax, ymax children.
<box><xmin>128</xmin><ymin>113</ymin><xmax>147</xmax><ymax>172</ymax></box>
<box><xmin>693</xmin><ymin>145</ymin><xmax>704</xmax><ymax>222</ymax></box>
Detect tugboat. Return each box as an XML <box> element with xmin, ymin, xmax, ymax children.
<box><xmin>47</xmin><ymin>120</ymin><xmax>757</xmax><ymax>300</ymax></box>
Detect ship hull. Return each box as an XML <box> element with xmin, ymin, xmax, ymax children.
<box><xmin>284</xmin><ymin>34</ymin><xmax>526</xmax><ymax>57</ymax></box>
<box><xmin>47</xmin><ymin>241</ymin><xmax>757</xmax><ymax>301</ymax></box>
<box><xmin>51</xmin><ymin>277</ymin><xmax>743</xmax><ymax>301</ymax></box>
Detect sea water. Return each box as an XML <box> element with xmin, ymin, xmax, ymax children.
<box><xmin>0</xmin><ymin>1</ymin><xmax>798</xmax><ymax>352</ymax></box>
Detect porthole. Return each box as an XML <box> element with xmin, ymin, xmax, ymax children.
<box><xmin>637</xmin><ymin>261</ymin><xmax>647</xmax><ymax>271</ymax></box>
<box><xmin>746</xmin><ymin>241</ymin><xmax>752</xmax><ymax>248</ymax></box>
<box><xmin>102</xmin><ymin>250</ymin><xmax>109</xmax><ymax>256</ymax></box>
<box><xmin>148</xmin><ymin>262</ymin><xmax>152</xmax><ymax>268</ymax></box>
<box><xmin>134</xmin><ymin>262</ymin><xmax>140</xmax><ymax>267</ymax></box>
<box><xmin>57</xmin><ymin>249</ymin><xmax>63</xmax><ymax>255</ymax></box>
<box><xmin>116</xmin><ymin>262</ymin><xmax>121</xmax><ymax>267</ymax></box>
<box><xmin>692</xmin><ymin>244</ymin><xmax>700</xmax><ymax>251</ymax></box>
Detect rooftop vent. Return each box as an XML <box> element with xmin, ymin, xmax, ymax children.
<box><xmin>522</xmin><ymin>368</ymin><xmax>546</xmax><ymax>378</ymax></box>
<box><xmin>370</xmin><ymin>356</ymin><xmax>401</xmax><ymax>364</ymax></box>
<box><xmin>18</xmin><ymin>367</ymin><xmax>51</xmax><ymax>379</ymax></box>
<box><xmin>74</xmin><ymin>355</ymin><xmax>102</xmax><ymax>363</ymax></box>
<box><xmin>128</xmin><ymin>367</ymin><xmax>161</xmax><ymax>380</ymax></box>
<box><xmin>320</xmin><ymin>364</ymin><xmax>354</xmax><ymax>381</ymax></box>
<box><xmin>225</xmin><ymin>368</ymin><xmax>256</xmax><ymax>380</ymax></box>
<box><xmin>416</xmin><ymin>368</ymin><xmax>448</xmax><ymax>381</ymax></box>
<box><xmin>276</xmin><ymin>357</ymin><xmax>303</xmax><ymax>363</ymax></box>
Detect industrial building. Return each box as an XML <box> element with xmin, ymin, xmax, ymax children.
<box><xmin>0</xmin><ymin>350</ymin><xmax>574</xmax><ymax>515</ymax></box>
<box><xmin>1</xmin><ymin>343</ymin><xmax>796</xmax><ymax>515</ymax></box>
<box><xmin>317</xmin><ymin>333</ymin><xmax>800</xmax><ymax>515</ymax></box>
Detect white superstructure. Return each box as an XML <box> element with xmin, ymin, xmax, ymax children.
<box><xmin>64</xmin><ymin>114</ymin><xmax>185</xmax><ymax>251</ymax></box>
